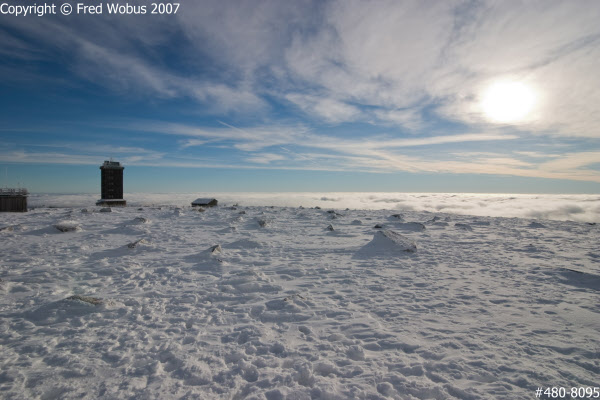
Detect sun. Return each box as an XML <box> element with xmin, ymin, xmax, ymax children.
<box><xmin>481</xmin><ymin>81</ymin><xmax>536</xmax><ymax>123</ymax></box>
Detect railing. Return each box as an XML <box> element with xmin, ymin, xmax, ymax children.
<box><xmin>0</xmin><ymin>188</ymin><xmax>29</xmax><ymax>196</ymax></box>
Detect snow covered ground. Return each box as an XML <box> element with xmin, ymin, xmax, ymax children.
<box><xmin>1</xmin><ymin>202</ymin><xmax>599</xmax><ymax>399</ymax></box>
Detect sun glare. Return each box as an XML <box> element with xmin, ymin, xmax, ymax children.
<box><xmin>481</xmin><ymin>81</ymin><xmax>535</xmax><ymax>123</ymax></box>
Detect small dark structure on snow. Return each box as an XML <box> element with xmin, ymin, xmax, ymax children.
<box><xmin>96</xmin><ymin>160</ymin><xmax>126</xmax><ymax>207</ymax></box>
<box><xmin>192</xmin><ymin>198</ymin><xmax>218</xmax><ymax>207</ymax></box>
<box><xmin>0</xmin><ymin>188</ymin><xmax>28</xmax><ymax>212</ymax></box>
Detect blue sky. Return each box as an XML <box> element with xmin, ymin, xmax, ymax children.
<box><xmin>1</xmin><ymin>0</ymin><xmax>600</xmax><ymax>193</ymax></box>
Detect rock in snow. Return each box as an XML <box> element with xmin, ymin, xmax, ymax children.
<box><xmin>66</xmin><ymin>295</ymin><xmax>102</xmax><ymax>305</ymax></box>
<box><xmin>209</xmin><ymin>244</ymin><xmax>222</xmax><ymax>254</ymax></box>
<box><xmin>257</xmin><ymin>218</ymin><xmax>269</xmax><ymax>228</ymax></box>
<box><xmin>454</xmin><ymin>223</ymin><xmax>473</xmax><ymax>231</ymax></box>
<box><xmin>127</xmin><ymin>238</ymin><xmax>147</xmax><ymax>248</ymax></box>
<box><xmin>54</xmin><ymin>220</ymin><xmax>80</xmax><ymax>232</ymax></box>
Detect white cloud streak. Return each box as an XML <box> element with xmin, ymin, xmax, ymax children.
<box><xmin>245</xmin><ymin>153</ymin><xmax>286</xmax><ymax>164</ymax></box>
<box><xmin>119</xmin><ymin>120</ymin><xmax>600</xmax><ymax>182</ymax></box>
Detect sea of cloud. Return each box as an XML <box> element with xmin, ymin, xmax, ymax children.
<box><xmin>28</xmin><ymin>192</ymin><xmax>600</xmax><ymax>223</ymax></box>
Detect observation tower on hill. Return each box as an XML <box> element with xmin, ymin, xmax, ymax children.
<box><xmin>96</xmin><ymin>160</ymin><xmax>126</xmax><ymax>206</ymax></box>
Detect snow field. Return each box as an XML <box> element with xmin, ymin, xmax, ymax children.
<box><xmin>0</xmin><ymin>205</ymin><xmax>598</xmax><ymax>399</ymax></box>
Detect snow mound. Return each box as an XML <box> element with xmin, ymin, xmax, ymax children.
<box><xmin>219</xmin><ymin>270</ymin><xmax>282</xmax><ymax>295</ymax></box>
<box><xmin>226</xmin><ymin>239</ymin><xmax>266</xmax><ymax>249</ymax></box>
<box><xmin>558</xmin><ymin>269</ymin><xmax>600</xmax><ymax>291</ymax></box>
<box><xmin>396</xmin><ymin>222</ymin><xmax>426</xmax><ymax>232</ymax></box>
<box><xmin>130</xmin><ymin>217</ymin><xmax>149</xmax><ymax>224</ymax></box>
<box><xmin>209</xmin><ymin>244</ymin><xmax>222</xmax><ymax>254</ymax></box>
<box><xmin>356</xmin><ymin>229</ymin><xmax>417</xmax><ymax>257</ymax></box>
<box><xmin>24</xmin><ymin>298</ymin><xmax>104</xmax><ymax>325</ymax></box>
<box><xmin>260</xmin><ymin>294</ymin><xmax>313</xmax><ymax>323</ymax></box>
<box><xmin>54</xmin><ymin>220</ymin><xmax>81</xmax><ymax>232</ymax></box>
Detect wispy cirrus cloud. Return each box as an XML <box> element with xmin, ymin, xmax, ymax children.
<box><xmin>539</xmin><ymin>152</ymin><xmax>600</xmax><ymax>172</ymax></box>
<box><xmin>277</xmin><ymin>0</ymin><xmax>600</xmax><ymax>137</ymax></box>
<box><xmin>115</xmin><ymin>119</ymin><xmax>600</xmax><ymax>182</ymax></box>
<box><xmin>245</xmin><ymin>153</ymin><xmax>286</xmax><ymax>165</ymax></box>
<box><xmin>285</xmin><ymin>93</ymin><xmax>362</xmax><ymax>123</ymax></box>
<box><xmin>73</xmin><ymin>40</ymin><xmax>266</xmax><ymax>114</ymax></box>
<box><xmin>1</xmin><ymin>15</ymin><xmax>265</xmax><ymax>114</ymax></box>
<box><xmin>3</xmin><ymin>0</ymin><xmax>600</xmax><ymax>136</ymax></box>
<box><xmin>128</xmin><ymin>119</ymin><xmax>517</xmax><ymax>152</ymax></box>
<box><xmin>2</xmin><ymin>133</ymin><xmax>599</xmax><ymax>183</ymax></box>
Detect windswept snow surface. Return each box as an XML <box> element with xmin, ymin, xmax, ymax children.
<box><xmin>1</xmin><ymin>205</ymin><xmax>599</xmax><ymax>399</ymax></box>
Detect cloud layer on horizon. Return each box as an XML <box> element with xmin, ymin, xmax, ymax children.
<box><xmin>27</xmin><ymin>192</ymin><xmax>600</xmax><ymax>223</ymax></box>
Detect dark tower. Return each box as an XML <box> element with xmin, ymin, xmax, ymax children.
<box><xmin>0</xmin><ymin>188</ymin><xmax>28</xmax><ymax>212</ymax></box>
<box><xmin>96</xmin><ymin>160</ymin><xmax>126</xmax><ymax>206</ymax></box>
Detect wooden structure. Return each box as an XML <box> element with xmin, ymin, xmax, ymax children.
<box><xmin>191</xmin><ymin>198</ymin><xmax>218</xmax><ymax>207</ymax></box>
<box><xmin>0</xmin><ymin>188</ymin><xmax>28</xmax><ymax>212</ymax></box>
<box><xmin>96</xmin><ymin>160</ymin><xmax>126</xmax><ymax>206</ymax></box>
